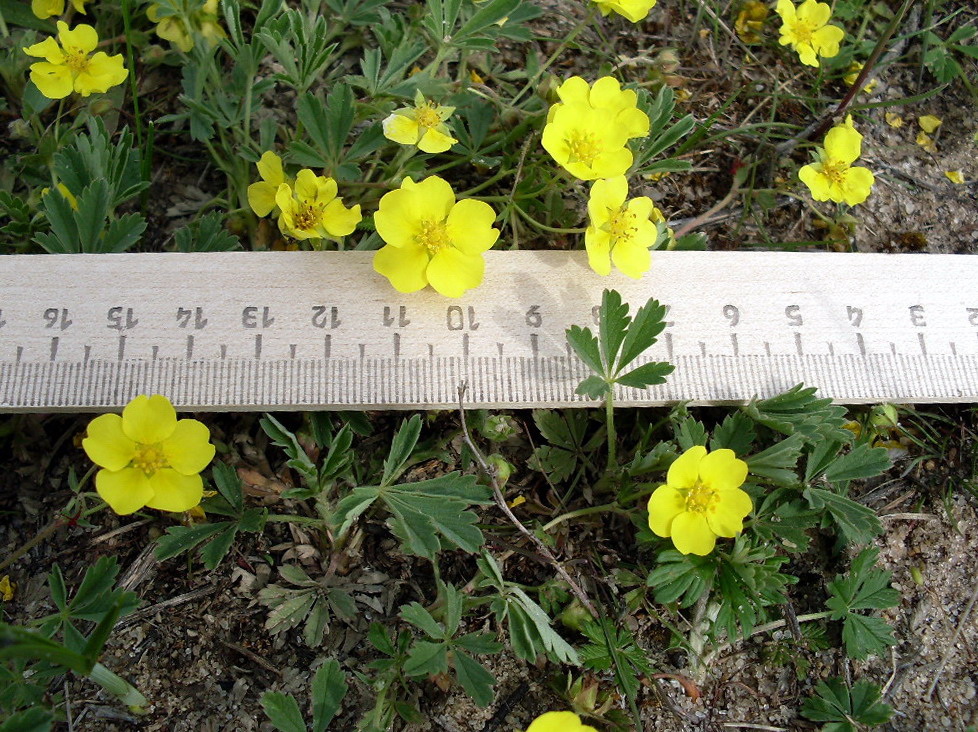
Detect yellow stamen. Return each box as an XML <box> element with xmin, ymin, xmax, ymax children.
<box><xmin>684</xmin><ymin>481</ymin><xmax>718</xmax><ymax>514</ymax></box>
<box><xmin>566</xmin><ymin>130</ymin><xmax>600</xmax><ymax>166</ymax></box>
<box><xmin>63</xmin><ymin>47</ymin><xmax>90</xmax><ymax>73</ymax></box>
<box><xmin>791</xmin><ymin>19</ymin><xmax>816</xmax><ymax>44</ymax></box>
<box><xmin>132</xmin><ymin>444</ymin><xmax>167</xmax><ymax>476</ymax></box>
<box><xmin>605</xmin><ymin>207</ymin><xmax>637</xmax><ymax>243</ymax></box>
<box><xmin>293</xmin><ymin>202</ymin><xmax>319</xmax><ymax>232</ymax></box>
<box><xmin>821</xmin><ymin>160</ymin><xmax>849</xmax><ymax>187</ymax></box>
<box><xmin>415</xmin><ymin>103</ymin><xmax>442</xmax><ymax>130</ymax></box>
<box><xmin>417</xmin><ymin>219</ymin><xmax>449</xmax><ymax>254</ymax></box>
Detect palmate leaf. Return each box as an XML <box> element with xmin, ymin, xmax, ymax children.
<box><xmin>334</xmin><ymin>473</ymin><xmax>492</xmax><ymax>561</ymax></box>
<box><xmin>825</xmin><ymin>548</ymin><xmax>899</xmax><ymax>660</ymax></box>
<box><xmin>802</xmin><ymin>678</ymin><xmax>893</xmax><ymax>730</ymax></box>
<box><xmin>803</xmin><ymin>488</ymin><xmax>882</xmax><ymax>545</ymax></box>
<box><xmin>744</xmin><ymin>384</ymin><xmax>852</xmax><ymax>444</ymax></box>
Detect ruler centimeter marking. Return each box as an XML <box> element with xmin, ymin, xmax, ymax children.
<box><xmin>0</xmin><ymin>250</ymin><xmax>977</xmax><ymax>412</ymax></box>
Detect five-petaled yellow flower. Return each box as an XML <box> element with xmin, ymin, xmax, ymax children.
<box><xmin>82</xmin><ymin>394</ymin><xmax>216</xmax><ymax>516</ymax></box>
<box><xmin>775</xmin><ymin>0</ymin><xmax>844</xmax><ymax>67</ymax></box>
<box><xmin>798</xmin><ymin>115</ymin><xmax>875</xmax><ymax>206</ymax></box>
<box><xmin>147</xmin><ymin>0</ymin><xmax>225</xmax><ymax>53</ymax></box>
<box><xmin>383</xmin><ymin>91</ymin><xmax>458</xmax><ymax>154</ymax></box>
<box><xmin>274</xmin><ymin>169</ymin><xmax>362</xmax><ymax>241</ymax></box>
<box><xmin>525</xmin><ymin>711</ymin><xmax>597</xmax><ymax>732</ymax></box>
<box><xmin>590</xmin><ymin>0</ymin><xmax>656</xmax><ymax>23</ymax></box>
<box><xmin>373</xmin><ymin>176</ymin><xmax>499</xmax><ymax>298</ymax></box>
<box><xmin>585</xmin><ymin>176</ymin><xmax>665</xmax><ymax>278</ymax></box>
<box><xmin>543</xmin><ymin>77</ymin><xmax>649</xmax><ymax>181</ymax></box>
<box><xmin>23</xmin><ymin>22</ymin><xmax>128</xmax><ymax>100</ymax></box>
<box><xmin>32</xmin><ymin>0</ymin><xmax>88</xmax><ymax>19</ymax></box>
<box><xmin>647</xmin><ymin>446</ymin><xmax>752</xmax><ymax>556</ymax></box>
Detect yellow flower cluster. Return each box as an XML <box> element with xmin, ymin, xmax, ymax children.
<box><xmin>83</xmin><ymin>395</ymin><xmax>215</xmax><ymax>515</ymax></box>
<box><xmin>23</xmin><ymin>22</ymin><xmax>127</xmax><ymax>100</ymax></box>
<box><xmin>590</xmin><ymin>0</ymin><xmax>656</xmax><ymax>23</ymax></box>
<box><xmin>543</xmin><ymin>77</ymin><xmax>667</xmax><ymax>279</ymax></box>
<box><xmin>248</xmin><ymin>152</ymin><xmax>362</xmax><ymax>242</ymax></box>
<box><xmin>798</xmin><ymin>115</ymin><xmax>875</xmax><ymax>206</ymax></box>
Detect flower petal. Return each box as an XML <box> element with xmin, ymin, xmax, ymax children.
<box><xmin>373</xmin><ymin>243</ymin><xmax>430</xmax><ymax>293</ymax></box>
<box><xmin>799</xmin><ymin>163</ymin><xmax>830</xmax><ymax>201</ymax></box>
<box><xmin>611</xmin><ymin>239</ymin><xmax>651</xmax><ymax>279</ymax></box>
<box><xmin>698</xmin><ymin>448</ymin><xmax>748</xmax><ymax>491</ymax></box>
<box><xmin>417</xmin><ymin>127</ymin><xmax>457</xmax><ymax>154</ymax></box>
<box><xmin>670</xmin><ymin>511</ymin><xmax>717</xmax><ymax>555</ymax></box>
<box><xmin>667</xmin><ymin>445</ymin><xmax>707</xmax><ymax>489</ymax></box>
<box><xmin>426</xmin><ymin>247</ymin><xmax>485</xmax><ymax>298</ymax></box>
<box><xmin>555</xmin><ymin>76</ymin><xmax>590</xmax><ymax>105</ymax></box>
<box><xmin>588</xmin><ymin>176</ymin><xmax>628</xmax><ymax>223</ymax></box>
<box><xmin>414</xmin><ymin>176</ymin><xmax>456</xmax><ymax>219</ymax></box>
<box><xmin>59</xmin><ymin>22</ymin><xmax>99</xmax><ymax>54</ymax></box>
<box><xmin>445</xmin><ymin>199</ymin><xmax>499</xmax><ymax>255</ymax></box>
<box><xmin>162</xmin><ymin>419</ymin><xmax>215</xmax><ymax>475</ymax></box>
<box><xmin>584</xmin><ymin>228</ymin><xmax>612</xmax><ymax>276</ymax></box>
<box><xmin>83</xmin><ymin>413</ymin><xmax>136</xmax><ymax>471</ymax></box>
<box><xmin>29</xmin><ymin>63</ymin><xmax>74</xmax><ymax>100</ymax></box>
<box><xmin>23</xmin><ymin>37</ymin><xmax>65</xmax><ymax>63</ymax></box>
<box><xmin>374</xmin><ymin>179</ymin><xmax>424</xmax><ymax>248</ymax></box>
<box><xmin>96</xmin><ymin>467</ymin><xmax>154</xmax><ymax>515</ymax></box>
<box><xmin>256</xmin><ymin>151</ymin><xmax>284</xmax><ymax>186</ymax></box>
<box><xmin>841</xmin><ymin>166</ymin><xmax>875</xmax><ymax>206</ymax></box>
<box><xmin>122</xmin><ymin>394</ymin><xmax>177</xmax><ymax>444</ymax></box>
<box><xmin>647</xmin><ymin>485</ymin><xmax>685</xmax><ymax>537</ymax></box>
<box><xmin>145</xmin><ymin>469</ymin><xmax>204</xmax><ymax>512</ymax></box>
<box><xmin>706</xmin><ymin>488</ymin><xmax>753</xmax><ymax>537</ymax></box>
<box><xmin>74</xmin><ymin>52</ymin><xmax>127</xmax><ymax>96</ymax></box>
<box><xmin>248</xmin><ymin>181</ymin><xmax>278</xmax><ymax>217</ymax></box>
<box><xmin>382</xmin><ymin>113</ymin><xmax>421</xmax><ymax>146</ymax></box>
<box><xmin>322</xmin><ymin>199</ymin><xmax>362</xmax><ymax>237</ymax></box>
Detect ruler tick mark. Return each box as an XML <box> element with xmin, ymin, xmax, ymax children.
<box><xmin>15</xmin><ymin>346</ymin><xmax>22</xmax><ymax>363</ymax></box>
<box><xmin>530</xmin><ymin>333</ymin><xmax>538</xmax><ymax>358</ymax></box>
<box><xmin>220</xmin><ymin>344</ymin><xmax>227</xmax><ymax>359</ymax></box>
<box><xmin>323</xmin><ymin>335</ymin><xmax>331</xmax><ymax>358</ymax></box>
<box><xmin>289</xmin><ymin>344</ymin><xmax>297</xmax><ymax>359</ymax></box>
<box><xmin>857</xmin><ymin>333</ymin><xmax>866</xmax><ymax>356</ymax></box>
<box><xmin>828</xmin><ymin>342</ymin><xmax>835</xmax><ymax>356</ymax></box>
<box><xmin>463</xmin><ymin>333</ymin><xmax>470</xmax><ymax>358</ymax></box>
<box><xmin>890</xmin><ymin>342</ymin><xmax>897</xmax><ymax>355</ymax></box>
<box><xmin>665</xmin><ymin>332</ymin><xmax>673</xmax><ymax>361</ymax></box>
<box><xmin>393</xmin><ymin>333</ymin><xmax>400</xmax><ymax>359</ymax></box>
<box><xmin>730</xmin><ymin>333</ymin><xmax>739</xmax><ymax>356</ymax></box>
<box><xmin>764</xmin><ymin>342</ymin><xmax>771</xmax><ymax>356</ymax></box>
<box><xmin>950</xmin><ymin>341</ymin><xmax>957</xmax><ymax>355</ymax></box>
<box><xmin>151</xmin><ymin>345</ymin><xmax>159</xmax><ymax>360</ymax></box>
<box><xmin>186</xmin><ymin>335</ymin><xmax>194</xmax><ymax>359</ymax></box>
<box><xmin>428</xmin><ymin>344</ymin><xmax>434</xmax><ymax>358</ymax></box>
<box><xmin>117</xmin><ymin>335</ymin><xmax>126</xmax><ymax>361</ymax></box>
<box><xmin>498</xmin><ymin>342</ymin><xmax>504</xmax><ymax>356</ymax></box>
<box><xmin>83</xmin><ymin>345</ymin><xmax>91</xmax><ymax>363</ymax></box>
<box><xmin>359</xmin><ymin>343</ymin><xmax>366</xmax><ymax>358</ymax></box>
<box><xmin>699</xmin><ymin>341</ymin><xmax>706</xmax><ymax>357</ymax></box>
<box><xmin>794</xmin><ymin>332</ymin><xmax>804</xmax><ymax>355</ymax></box>
<box><xmin>918</xmin><ymin>333</ymin><xmax>927</xmax><ymax>356</ymax></box>
<box><xmin>254</xmin><ymin>334</ymin><xmax>263</xmax><ymax>359</ymax></box>
<box><xmin>49</xmin><ymin>337</ymin><xmax>59</xmax><ymax>361</ymax></box>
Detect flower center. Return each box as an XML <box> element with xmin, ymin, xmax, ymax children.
<box><xmin>416</xmin><ymin>219</ymin><xmax>449</xmax><ymax>254</ymax></box>
<box><xmin>605</xmin><ymin>206</ymin><xmax>637</xmax><ymax>243</ymax></box>
<box><xmin>684</xmin><ymin>481</ymin><xmax>718</xmax><ymax>514</ymax></box>
<box><xmin>566</xmin><ymin>130</ymin><xmax>600</xmax><ymax>166</ymax></box>
<box><xmin>415</xmin><ymin>104</ymin><xmax>442</xmax><ymax>130</ymax></box>
<box><xmin>132</xmin><ymin>444</ymin><xmax>168</xmax><ymax>476</ymax></box>
<box><xmin>822</xmin><ymin>160</ymin><xmax>849</xmax><ymax>186</ymax></box>
<box><xmin>792</xmin><ymin>19</ymin><xmax>816</xmax><ymax>45</ymax></box>
<box><xmin>293</xmin><ymin>201</ymin><xmax>320</xmax><ymax>231</ymax></box>
<box><xmin>63</xmin><ymin>47</ymin><xmax>91</xmax><ymax>73</ymax></box>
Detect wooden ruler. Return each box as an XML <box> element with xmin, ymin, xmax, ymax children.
<box><xmin>1</xmin><ymin>250</ymin><xmax>976</xmax><ymax>412</ymax></box>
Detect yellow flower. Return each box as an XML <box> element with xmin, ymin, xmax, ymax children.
<box><xmin>775</xmin><ymin>0</ymin><xmax>844</xmax><ymax>67</ymax></box>
<box><xmin>945</xmin><ymin>170</ymin><xmax>965</xmax><ymax>184</ymax></box>
<box><xmin>525</xmin><ymin>711</ymin><xmax>597</xmax><ymax>732</ymax></box>
<box><xmin>735</xmin><ymin>0</ymin><xmax>768</xmax><ymax>44</ymax></box>
<box><xmin>274</xmin><ymin>169</ymin><xmax>362</xmax><ymax>241</ymax></box>
<box><xmin>585</xmin><ymin>176</ymin><xmax>664</xmax><ymax>278</ymax></box>
<box><xmin>0</xmin><ymin>575</ymin><xmax>14</xmax><ymax>602</ymax></box>
<box><xmin>547</xmin><ymin>76</ymin><xmax>650</xmax><ymax>140</ymax></box>
<box><xmin>373</xmin><ymin>176</ymin><xmax>499</xmax><ymax>298</ymax></box>
<box><xmin>247</xmin><ymin>151</ymin><xmax>292</xmax><ymax>218</ymax></box>
<box><xmin>382</xmin><ymin>92</ymin><xmax>458</xmax><ymax>154</ymax></box>
<box><xmin>31</xmin><ymin>0</ymin><xmax>88</xmax><ymax>19</ymax></box>
<box><xmin>82</xmin><ymin>395</ymin><xmax>216</xmax><ymax>516</ymax></box>
<box><xmin>147</xmin><ymin>0</ymin><xmax>225</xmax><ymax>52</ymax></box>
<box><xmin>23</xmin><ymin>22</ymin><xmax>128</xmax><ymax>100</ymax></box>
<box><xmin>918</xmin><ymin>114</ymin><xmax>942</xmax><ymax>134</ymax></box>
<box><xmin>647</xmin><ymin>446</ymin><xmax>752</xmax><ymax>556</ymax></box>
<box><xmin>590</xmin><ymin>0</ymin><xmax>656</xmax><ymax>23</ymax></box>
<box><xmin>798</xmin><ymin>115</ymin><xmax>875</xmax><ymax>205</ymax></box>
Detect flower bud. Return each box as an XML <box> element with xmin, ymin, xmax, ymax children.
<box><xmin>486</xmin><ymin>454</ymin><xmax>513</xmax><ymax>487</ymax></box>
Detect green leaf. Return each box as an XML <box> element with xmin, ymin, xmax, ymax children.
<box><xmin>154</xmin><ymin>522</ymin><xmax>231</xmax><ymax>562</ymax></box>
<box><xmin>747</xmin><ymin>434</ymin><xmax>805</xmax><ymax>485</ymax></box>
<box><xmin>311</xmin><ymin>659</ymin><xmax>348</xmax><ymax>732</ymax></box>
<box><xmin>565</xmin><ymin>325</ymin><xmax>603</xmax><ymax>376</ymax></box>
<box><xmin>199</xmin><ymin>524</ymin><xmax>238</xmax><ymax>570</ymax></box>
<box><xmin>615</xmin><ymin>361</ymin><xmax>673</xmax><ymax>389</ymax></box>
<box><xmin>803</xmin><ymin>488</ymin><xmax>882</xmax><ymax>545</ymax></box>
<box><xmin>173</xmin><ymin>212</ymin><xmax>241</xmax><ymax>252</ymax></box>
<box><xmin>452</xmin><ymin>650</ymin><xmax>496</xmax><ymax>707</ymax></box>
<box><xmin>710</xmin><ymin>411</ymin><xmax>756</xmax><ymax>455</ymax></box>
<box><xmin>744</xmin><ymin>384</ymin><xmax>852</xmax><ymax>444</ymax></box>
<box><xmin>0</xmin><ymin>707</ymin><xmax>54</xmax><ymax>732</ymax></box>
<box><xmin>840</xmin><ymin>614</ymin><xmax>897</xmax><ymax>661</ymax></box>
<box><xmin>674</xmin><ymin>415</ymin><xmax>708</xmax><ymax>451</ymax></box>
<box><xmin>213</xmin><ymin>461</ymin><xmax>243</xmax><ymax>512</ymax></box>
<box><xmin>821</xmin><ymin>443</ymin><xmax>891</xmax><ymax>485</ymax></box>
<box><xmin>598</xmin><ymin>289</ymin><xmax>630</xmax><ymax>371</ymax></box>
<box><xmin>575</xmin><ymin>375</ymin><xmax>609</xmax><ymax>399</ymax></box>
<box><xmin>261</xmin><ymin>414</ymin><xmax>318</xmax><ymax>487</ymax></box>
<box><xmin>617</xmin><ymin>298</ymin><xmax>668</xmax><ymax>372</ymax></box>
<box><xmin>802</xmin><ymin>678</ymin><xmax>892</xmax><ymax>729</ymax></box>
<box><xmin>260</xmin><ymin>691</ymin><xmax>306</xmax><ymax>732</ymax></box>
<box><xmin>825</xmin><ymin>548</ymin><xmax>899</xmax><ymax>660</ymax></box>
<box><xmin>750</xmin><ymin>487</ymin><xmax>818</xmax><ymax>552</ymax></box>
<box><xmin>382</xmin><ymin>414</ymin><xmax>422</xmax><ymax>486</ymax></box>
<box><xmin>647</xmin><ymin>550</ymin><xmax>715</xmax><ymax>608</ymax></box>
<box><xmin>404</xmin><ymin>640</ymin><xmax>448</xmax><ymax>677</ymax></box>
<box><xmin>400</xmin><ymin>602</ymin><xmax>446</xmax><ymax>640</ymax></box>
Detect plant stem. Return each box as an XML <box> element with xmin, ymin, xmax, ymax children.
<box><xmin>88</xmin><ymin>662</ymin><xmax>147</xmax><ymax>712</ymax></box>
<box><xmin>511</xmin><ymin>203</ymin><xmax>584</xmax><ymax>234</ymax></box>
<box><xmin>605</xmin><ymin>392</ymin><xmax>617</xmax><ymax>470</ymax></box>
<box><xmin>541</xmin><ymin>503</ymin><xmax>629</xmax><ymax>532</ymax></box>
